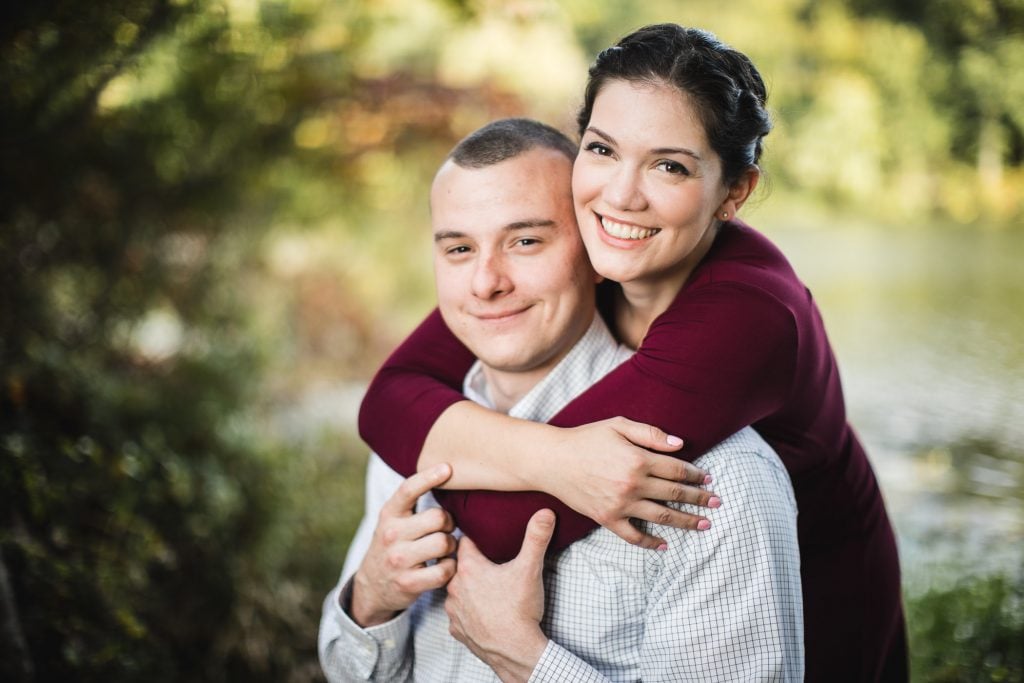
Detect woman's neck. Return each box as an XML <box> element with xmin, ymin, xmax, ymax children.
<box><xmin>612</xmin><ymin>223</ymin><xmax>721</xmax><ymax>349</ymax></box>
<box><xmin>613</xmin><ymin>281</ymin><xmax>681</xmax><ymax>349</ymax></box>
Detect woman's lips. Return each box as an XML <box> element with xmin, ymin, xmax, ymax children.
<box><xmin>600</xmin><ymin>215</ymin><xmax>660</xmax><ymax>240</ymax></box>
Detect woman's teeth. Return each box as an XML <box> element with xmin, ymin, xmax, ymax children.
<box><xmin>601</xmin><ymin>217</ymin><xmax>659</xmax><ymax>240</ymax></box>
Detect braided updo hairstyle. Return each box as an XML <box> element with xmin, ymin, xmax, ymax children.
<box><xmin>577</xmin><ymin>24</ymin><xmax>772</xmax><ymax>188</ymax></box>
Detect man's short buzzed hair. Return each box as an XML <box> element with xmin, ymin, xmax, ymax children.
<box><xmin>448</xmin><ymin>118</ymin><xmax>578</xmax><ymax>168</ymax></box>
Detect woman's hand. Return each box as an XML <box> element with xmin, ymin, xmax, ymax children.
<box><xmin>541</xmin><ymin>417</ymin><xmax>721</xmax><ymax>549</ymax></box>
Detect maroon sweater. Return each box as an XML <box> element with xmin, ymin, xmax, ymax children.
<box><xmin>359</xmin><ymin>220</ymin><xmax>906</xmax><ymax>681</ymax></box>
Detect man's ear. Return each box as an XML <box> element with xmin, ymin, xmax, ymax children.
<box><xmin>717</xmin><ymin>166</ymin><xmax>761</xmax><ymax>219</ymax></box>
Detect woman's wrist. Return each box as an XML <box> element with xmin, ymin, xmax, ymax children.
<box><xmin>507</xmin><ymin>420</ymin><xmax>567</xmax><ymax>494</ymax></box>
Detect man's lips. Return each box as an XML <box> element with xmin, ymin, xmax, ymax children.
<box><xmin>471</xmin><ymin>306</ymin><xmax>531</xmax><ymax>321</ymax></box>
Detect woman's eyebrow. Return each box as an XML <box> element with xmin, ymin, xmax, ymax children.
<box><xmin>585</xmin><ymin>125</ymin><xmax>616</xmax><ymax>144</ymax></box>
<box><xmin>587</xmin><ymin>125</ymin><xmax>702</xmax><ymax>160</ymax></box>
<box><xmin>652</xmin><ymin>146</ymin><xmax>702</xmax><ymax>160</ymax></box>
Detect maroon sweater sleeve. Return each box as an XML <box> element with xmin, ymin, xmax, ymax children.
<box><xmin>359</xmin><ymin>278</ymin><xmax>798</xmax><ymax>562</ymax></box>
<box><xmin>357</xmin><ymin>308</ymin><xmax>475</xmax><ymax>477</ymax></box>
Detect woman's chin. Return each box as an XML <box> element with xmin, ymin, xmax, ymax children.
<box><xmin>589</xmin><ymin>257</ymin><xmax>642</xmax><ymax>285</ymax></box>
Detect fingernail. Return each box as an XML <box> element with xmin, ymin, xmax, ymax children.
<box><xmin>656</xmin><ymin>543</ymin><xmax>668</xmax><ymax>551</ymax></box>
<box><xmin>697</xmin><ymin>520</ymin><xmax>711</xmax><ymax>531</ymax></box>
<box><xmin>703</xmin><ymin>474</ymin><xmax>713</xmax><ymax>485</ymax></box>
<box><xmin>666</xmin><ymin>435</ymin><xmax>683</xmax><ymax>447</ymax></box>
<box><xmin>708</xmin><ymin>497</ymin><xmax>721</xmax><ymax>509</ymax></box>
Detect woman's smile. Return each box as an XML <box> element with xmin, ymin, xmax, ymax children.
<box><xmin>599</xmin><ymin>215</ymin><xmax>661</xmax><ymax>241</ymax></box>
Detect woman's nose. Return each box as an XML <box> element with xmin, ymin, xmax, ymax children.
<box><xmin>603</xmin><ymin>165</ymin><xmax>647</xmax><ymax>212</ymax></box>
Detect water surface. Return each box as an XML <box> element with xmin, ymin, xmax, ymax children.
<box><xmin>768</xmin><ymin>224</ymin><xmax>1024</xmax><ymax>585</ymax></box>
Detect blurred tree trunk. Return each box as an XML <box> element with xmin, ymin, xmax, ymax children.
<box><xmin>0</xmin><ymin>549</ymin><xmax>33</xmax><ymax>682</ymax></box>
<box><xmin>977</xmin><ymin>114</ymin><xmax>1004</xmax><ymax>189</ymax></box>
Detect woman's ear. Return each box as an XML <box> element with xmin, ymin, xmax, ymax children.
<box><xmin>718</xmin><ymin>166</ymin><xmax>761</xmax><ymax>219</ymax></box>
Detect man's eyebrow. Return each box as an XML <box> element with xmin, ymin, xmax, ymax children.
<box><xmin>434</xmin><ymin>230</ymin><xmax>466</xmax><ymax>243</ymax></box>
<box><xmin>433</xmin><ymin>220</ymin><xmax>556</xmax><ymax>242</ymax></box>
<box><xmin>587</xmin><ymin>125</ymin><xmax>702</xmax><ymax>160</ymax></box>
<box><xmin>506</xmin><ymin>219</ymin><xmax>556</xmax><ymax>231</ymax></box>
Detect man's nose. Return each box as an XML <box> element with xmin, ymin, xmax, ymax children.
<box><xmin>470</xmin><ymin>253</ymin><xmax>512</xmax><ymax>299</ymax></box>
<box><xmin>603</xmin><ymin>165</ymin><xmax>647</xmax><ymax>212</ymax></box>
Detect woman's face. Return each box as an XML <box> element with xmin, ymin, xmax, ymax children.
<box><xmin>572</xmin><ymin>78</ymin><xmax>733</xmax><ymax>292</ymax></box>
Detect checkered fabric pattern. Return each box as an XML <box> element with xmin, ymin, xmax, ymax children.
<box><xmin>319</xmin><ymin>316</ymin><xmax>803</xmax><ymax>681</ymax></box>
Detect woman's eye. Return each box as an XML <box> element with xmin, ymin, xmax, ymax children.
<box><xmin>585</xmin><ymin>141</ymin><xmax>613</xmax><ymax>156</ymax></box>
<box><xmin>658</xmin><ymin>160</ymin><xmax>690</xmax><ymax>176</ymax></box>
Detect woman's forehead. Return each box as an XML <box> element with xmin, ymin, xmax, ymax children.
<box><xmin>588</xmin><ymin>79</ymin><xmax>711</xmax><ymax>154</ymax></box>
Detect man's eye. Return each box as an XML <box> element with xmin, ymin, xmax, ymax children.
<box><xmin>446</xmin><ymin>245</ymin><xmax>471</xmax><ymax>255</ymax></box>
<box><xmin>515</xmin><ymin>238</ymin><xmax>539</xmax><ymax>247</ymax></box>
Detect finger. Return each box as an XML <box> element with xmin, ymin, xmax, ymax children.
<box><xmin>399</xmin><ymin>506</ymin><xmax>456</xmax><ymax>540</ymax></box>
<box><xmin>396</xmin><ymin>558</ymin><xmax>457</xmax><ymax>595</ymax></box>
<box><xmin>647</xmin><ymin>453</ymin><xmax>711</xmax><ymax>485</ymax></box>
<box><xmin>631</xmin><ymin>500</ymin><xmax>711</xmax><ymax>532</ymax></box>
<box><xmin>399</xmin><ymin>531</ymin><xmax>459</xmax><ymax>568</ymax></box>
<box><xmin>421</xmin><ymin>557</ymin><xmax>457</xmax><ymax>590</ymax></box>
<box><xmin>515</xmin><ymin>509</ymin><xmax>556</xmax><ymax>567</ymax></box>
<box><xmin>605</xmin><ymin>518</ymin><xmax>666</xmax><ymax>550</ymax></box>
<box><xmin>639</xmin><ymin>479</ymin><xmax>720</xmax><ymax>509</ymax></box>
<box><xmin>385</xmin><ymin>463</ymin><xmax>453</xmax><ymax>515</ymax></box>
<box><xmin>611</xmin><ymin>417</ymin><xmax>685</xmax><ymax>453</ymax></box>
<box><xmin>457</xmin><ymin>534</ymin><xmax>483</xmax><ymax>562</ymax></box>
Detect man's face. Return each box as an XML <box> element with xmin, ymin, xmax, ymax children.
<box><xmin>432</xmin><ymin>147</ymin><xmax>597</xmax><ymax>386</ymax></box>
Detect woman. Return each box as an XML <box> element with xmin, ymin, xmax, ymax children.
<box><xmin>359</xmin><ymin>24</ymin><xmax>907</xmax><ymax>681</ymax></box>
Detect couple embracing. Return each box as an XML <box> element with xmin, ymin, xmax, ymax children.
<box><xmin>322</xmin><ymin>23</ymin><xmax>907</xmax><ymax>683</ymax></box>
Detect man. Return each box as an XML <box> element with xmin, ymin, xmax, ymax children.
<box><xmin>319</xmin><ymin>119</ymin><xmax>803</xmax><ymax>681</ymax></box>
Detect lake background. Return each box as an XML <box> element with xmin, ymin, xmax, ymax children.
<box><xmin>768</xmin><ymin>220</ymin><xmax>1024</xmax><ymax>585</ymax></box>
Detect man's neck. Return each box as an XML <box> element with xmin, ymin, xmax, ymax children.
<box><xmin>479</xmin><ymin>365</ymin><xmax>548</xmax><ymax>414</ymax></box>
<box><xmin>478</xmin><ymin>313</ymin><xmax>596</xmax><ymax>413</ymax></box>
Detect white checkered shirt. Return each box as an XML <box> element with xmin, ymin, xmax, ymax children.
<box><xmin>319</xmin><ymin>316</ymin><xmax>804</xmax><ymax>681</ymax></box>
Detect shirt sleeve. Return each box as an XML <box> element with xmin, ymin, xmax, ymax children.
<box><xmin>360</xmin><ymin>284</ymin><xmax>798</xmax><ymax>562</ymax></box>
<box><xmin>319</xmin><ymin>455</ymin><xmax>415</xmax><ymax>681</ymax></box>
<box><xmin>527</xmin><ymin>640</ymin><xmax>610</xmax><ymax>683</ymax></box>
<box><xmin>639</xmin><ymin>434</ymin><xmax>804</xmax><ymax>681</ymax></box>
<box><xmin>318</xmin><ymin>578</ymin><xmax>415</xmax><ymax>683</ymax></box>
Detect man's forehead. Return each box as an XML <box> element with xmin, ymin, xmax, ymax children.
<box><xmin>431</xmin><ymin>151</ymin><xmax>571</xmax><ymax>198</ymax></box>
<box><xmin>430</xmin><ymin>159</ymin><xmax>573</xmax><ymax>240</ymax></box>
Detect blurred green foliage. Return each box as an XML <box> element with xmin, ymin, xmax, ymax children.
<box><xmin>1</xmin><ymin>0</ymin><xmax>1022</xmax><ymax>680</ymax></box>
<box><xmin>908</xmin><ymin>572</ymin><xmax>1024</xmax><ymax>682</ymax></box>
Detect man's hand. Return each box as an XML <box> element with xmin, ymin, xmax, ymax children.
<box><xmin>544</xmin><ymin>417</ymin><xmax>721</xmax><ymax>549</ymax></box>
<box><xmin>445</xmin><ymin>509</ymin><xmax>555</xmax><ymax>683</ymax></box>
<box><xmin>350</xmin><ymin>463</ymin><xmax>458</xmax><ymax>627</ymax></box>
